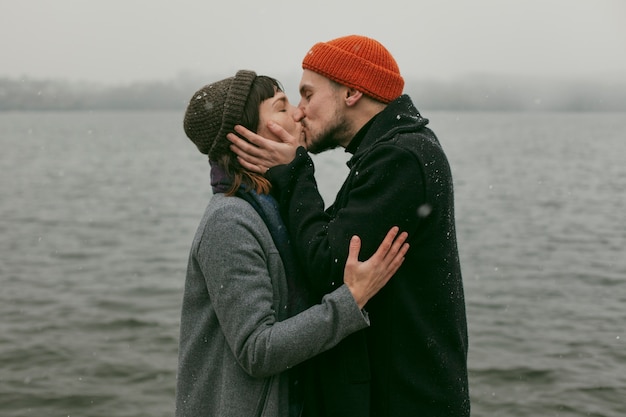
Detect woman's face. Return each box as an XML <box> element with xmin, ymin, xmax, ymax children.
<box><xmin>257</xmin><ymin>90</ymin><xmax>304</xmax><ymax>142</ymax></box>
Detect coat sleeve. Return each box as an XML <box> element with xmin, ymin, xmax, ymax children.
<box><xmin>268</xmin><ymin>144</ymin><xmax>426</xmax><ymax>298</ymax></box>
<box><xmin>196</xmin><ymin>201</ymin><xmax>369</xmax><ymax>378</ymax></box>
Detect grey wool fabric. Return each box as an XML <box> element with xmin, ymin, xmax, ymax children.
<box><xmin>175</xmin><ymin>194</ymin><xmax>369</xmax><ymax>417</ymax></box>
<box><xmin>183</xmin><ymin>69</ymin><xmax>256</xmax><ymax>159</ymax></box>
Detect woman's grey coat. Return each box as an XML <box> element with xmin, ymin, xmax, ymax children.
<box><xmin>175</xmin><ymin>193</ymin><xmax>369</xmax><ymax>417</ymax></box>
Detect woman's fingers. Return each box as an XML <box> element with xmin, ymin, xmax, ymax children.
<box><xmin>370</xmin><ymin>226</ymin><xmax>409</xmax><ymax>263</ymax></box>
<box><xmin>370</xmin><ymin>226</ymin><xmax>398</xmax><ymax>260</ymax></box>
<box><xmin>385</xmin><ymin>230</ymin><xmax>409</xmax><ymax>263</ymax></box>
<box><xmin>343</xmin><ymin>228</ymin><xmax>409</xmax><ymax>309</ymax></box>
<box><xmin>369</xmin><ymin>227</ymin><xmax>409</xmax><ymax>282</ymax></box>
<box><xmin>382</xmin><ymin>239</ymin><xmax>409</xmax><ymax>281</ymax></box>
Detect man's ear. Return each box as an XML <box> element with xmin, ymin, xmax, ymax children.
<box><xmin>345</xmin><ymin>88</ymin><xmax>363</xmax><ymax>106</ymax></box>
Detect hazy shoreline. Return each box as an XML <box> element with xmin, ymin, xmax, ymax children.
<box><xmin>2</xmin><ymin>73</ymin><xmax>625</xmax><ymax>112</ymax></box>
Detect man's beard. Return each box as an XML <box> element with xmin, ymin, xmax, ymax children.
<box><xmin>305</xmin><ymin>116</ymin><xmax>351</xmax><ymax>155</ymax></box>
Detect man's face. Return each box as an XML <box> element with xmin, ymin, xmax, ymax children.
<box><xmin>297</xmin><ymin>70</ymin><xmax>351</xmax><ymax>154</ymax></box>
<box><xmin>257</xmin><ymin>90</ymin><xmax>304</xmax><ymax>144</ymax></box>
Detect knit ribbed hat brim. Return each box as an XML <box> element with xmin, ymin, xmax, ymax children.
<box><xmin>302</xmin><ymin>35</ymin><xmax>404</xmax><ymax>103</ymax></box>
<box><xmin>183</xmin><ymin>70</ymin><xmax>256</xmax><ymax>160</ymax></box>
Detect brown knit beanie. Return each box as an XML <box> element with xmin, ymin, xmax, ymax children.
<box><xmin>183</xmin><ymin>70</ymin><xmax>256</xmax><ymax>160</ymax></box>
<box><xmin>302</xmin><ymin>35</ymin><xmax>404</xmax><ymax>103</ymax></box>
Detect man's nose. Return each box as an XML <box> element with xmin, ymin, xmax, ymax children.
<box><xmin>292</xmin><ymin>106</ymin><xmax>305</xmax><ymax>122</ymax></box>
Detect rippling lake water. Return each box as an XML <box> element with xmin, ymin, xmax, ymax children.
<box><xmin>1</xmin><ymin>110</ymin><xmax>624</xmax><ymax>416</ymax></box>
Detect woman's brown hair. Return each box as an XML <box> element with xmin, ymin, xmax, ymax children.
<box><xmin>218</xmin><ymin>76</ymin><xmax>282</xmax><ymax>196</ymax></box>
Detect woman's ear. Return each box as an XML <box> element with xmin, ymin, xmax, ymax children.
<box><xmin>345</xmin><ymin>88</ymin><xmax>363</xmax><ymax>106</ymax></box>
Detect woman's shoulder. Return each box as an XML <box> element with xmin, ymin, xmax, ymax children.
<box><xmin>203</xmin><ymin>193</ymin><xmax>267</xmax><ymax>232</ymax></box>
<box><xmin>207</xmin><ymin>193</ymin><xmax>255</xmax><ymax>216</ymax></box>
<box><xmin>194</xmin><ymin>193</ymin><xmax>269</xmax><ymax>248</ymax></box>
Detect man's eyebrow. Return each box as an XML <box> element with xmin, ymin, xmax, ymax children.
<box><xmin>299</xmin><ymin>84</ymin><xmax>311</xmax><ymax>96</ymax></box>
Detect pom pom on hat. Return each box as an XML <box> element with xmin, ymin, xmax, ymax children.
<box><xmin>183</xmin><ymin>70</ymin><xmax>256</xmax><ymax>160</ymax></box>
<box><xmin>302</xmin><ymin>35</ymin><xmax>404</xmax><ymax>103</ymax></box>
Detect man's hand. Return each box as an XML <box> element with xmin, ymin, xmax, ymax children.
<box><xmin>344</xmin><ymin>227</ymin><xmax>410</xmax><ymax>309</ymax></box>
<box><xmin>227</xmin><ymin>122</ymin><xmax>301</xmax><ymax>174</ymax></box>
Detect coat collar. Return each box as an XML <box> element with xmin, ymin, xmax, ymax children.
<box><xmin>347</xmin><ymin>95</ymin><xmax>429</xmax><ymax>167</ymax></box>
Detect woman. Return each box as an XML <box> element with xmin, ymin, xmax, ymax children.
<box><xmin>176</xmin><ymin>70</ymin><xmax>408</xmax><ymax>417</ymax></box>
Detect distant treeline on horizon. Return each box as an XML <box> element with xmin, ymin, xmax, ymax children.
<box><xmin>1</xmin><ymin>74</ymin><xmax>625</xmax><ymax>112</ymax></box>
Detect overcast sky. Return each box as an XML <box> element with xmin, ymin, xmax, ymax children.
<box><xmin>1</xmin><ymin>0</ymin><xmax>624</xmax><ymax>86</ymax></box>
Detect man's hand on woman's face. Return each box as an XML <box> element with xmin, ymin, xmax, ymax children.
<box><xmin>227</xmin><ymin>122</ymin><xmax>301</xmax><ymax>174</ymax></box>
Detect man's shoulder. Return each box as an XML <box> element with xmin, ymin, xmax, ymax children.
<box><xmin>371</xmin><ymin>126</ymin><xmax>441</xmax><ymax>157</ymax></box>
<box><xmin>395</xmin><ymin>126</ymin><xmax>440</xmax><ymax>148</ymax></box>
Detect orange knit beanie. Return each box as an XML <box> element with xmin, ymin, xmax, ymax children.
<box><xmin>302</xmin><ymin>35</ymin><xmax>404</xmax><ymax>104</ymax></box>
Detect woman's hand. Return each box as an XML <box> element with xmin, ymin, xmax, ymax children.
<box><xmin>344</xmin><ymin>226</ymin><xmax>409</xmax><ymax>309</ymax></box>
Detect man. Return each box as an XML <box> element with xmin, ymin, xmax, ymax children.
<box><xmin>228</xmin><ymin>35</ymin><xmax>469</xmax><ymax>417</ymax></box>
